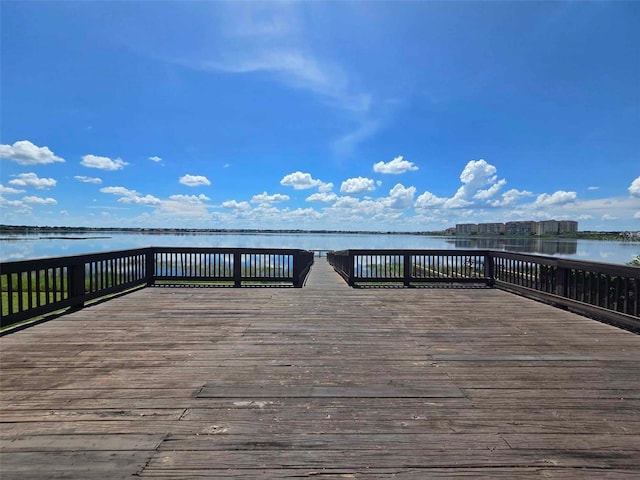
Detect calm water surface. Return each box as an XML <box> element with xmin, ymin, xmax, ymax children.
<box><xmin>1</xmin><ymin>232</ymin><xmax>638</xmax><ymax>265</ymax></box>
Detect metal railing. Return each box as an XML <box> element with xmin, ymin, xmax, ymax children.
<box><xmin>1</xmin><ymin>248</ymin><xmax>149</xmax><ymax>328</ymax></box>
<box><xmin>327</xmin><ymin>249</ymin><xmax>639</xmax><ymax>331</ymax></box>
<box><xmin>2</xmin><ymin>246</ymin><xmax>637</xmax><ymax>332</ymax></box>
<box><xmin>1</xmin><ymin>247</ymin><xmax>314</xmax><ymax>328</ymax></box>
<box><xmin>491</xmin><ymin>251</ymin><xmax>638</xmax><ymax>331</ymax></box>
<box><xmin>327</xmin><ymin>249</ymin><xmax>492</xmax><ymax>286</ymax></box>
<box><xmin>150</xmin><ymin>247</ymin><xmax>313</xmax><ymax>287</ymax></box>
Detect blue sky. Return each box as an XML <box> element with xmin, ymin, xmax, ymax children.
<box><xmin>1</xmin><ymin>1</ymin><xmax>639</xmax><ymax>231</ymax></box>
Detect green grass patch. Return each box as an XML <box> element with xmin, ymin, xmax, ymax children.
<box><xmin>1</xmin><ymin>291</ymin><xmax>66</xmax><ymax>316</ymax></box>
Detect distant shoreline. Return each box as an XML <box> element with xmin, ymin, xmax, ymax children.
<box><xmin>0</xmin><ymin>225</ymin><xmax>636</xmax><ymax>242</ymax></box>
<box><xmin>0</xmin><ymin>225</ymin><xmax>445</xmax><ymax>236</ymax></box>
<box><xmin>0</xmin><ymin>236</ymin><xmax>113</xmax><ymax>241</ymax></box>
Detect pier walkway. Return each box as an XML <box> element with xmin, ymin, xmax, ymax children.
<box><xmin>1</xmin><ymin>259</ymin><xmax>639</xmax><ymax>478</ymax></box>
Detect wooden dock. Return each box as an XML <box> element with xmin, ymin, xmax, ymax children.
<box><xmin>1</xmin><ymin>259</ymin><xmax>639</xmax><ymax>478</ymax></box>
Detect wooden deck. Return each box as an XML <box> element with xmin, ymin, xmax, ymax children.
<box><xmin>1</xmin><ymin>259</ymin><xmax>639</xmax><ymax>479</ymax></box>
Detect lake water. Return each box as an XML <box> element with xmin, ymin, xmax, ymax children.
<box><xmin>1</xmin><ymin>232</ymin><xmax>638</xmax><ymax>266</ymax></box>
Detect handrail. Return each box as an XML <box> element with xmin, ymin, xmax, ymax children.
<box><xmin>327</xmin><ymin>249</ymin><xmax>639</xmax><ymax>331</ymax></box>
<box><xmin>1</xmin><ymin>247</ymin><xmax>314</xmax><ymax>328</ymax></box>
<box><xmin>1</xmin><ymin>248</ymin><xmax>150</xmax><ymax>328</ymax></box>
<box><xmin>490</xmin><ymin>251</ymin><xmax>639</xmax><ymax>331</ymax></box>
<box><xmin>327</xmin><ymin>249</ymin><xmax>492</xmax><ymax>287</ymax></box>
<box><xmin>2</xmin><ymin>247</ymin><xmax>637</xmax><ymax>332</ymax></box>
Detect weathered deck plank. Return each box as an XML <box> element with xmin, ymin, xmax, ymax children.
<box><xmin>1</xmin><ymin>259</ymin><xmax>639</xmax><ymax>478</ymax></box>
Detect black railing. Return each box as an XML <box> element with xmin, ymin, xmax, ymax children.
<box><xmin>2</xmin><ymin>247</ymin><xmax>637</xmax><ymax>332</ymax></box>
<box><xmin>327</xmin><ymin>249</ymin><xmax>639</xmax><ymax>331</ymax></box>
<box><xmin>327</xmin><ymin>249</ymin><xmax>492</xmax><ymax>287</ymax></box>
<box><xmin>491</xmin><ymin>251</ymin><xmax>638</xmax><ymax>330</ymax></box>
<box><xmin>1</xmin><ymin>247</ymin><xmax>314</xmax><ymax>328</ymax></box>
<box><xmin>1</xmin><ymin>248</ymin><xmax>149</xmax><ymax>328</ymax></box>
<box><xmin>150</xmin><ymin>247</ymin><xmax>313</xmax><ymax>288</ymax></box>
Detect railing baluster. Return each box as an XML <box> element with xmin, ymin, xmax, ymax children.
<box><xmin>19</xmin><ymin>272</ymin><xmax>25</xmax><ymax>312</ymax></box>
<box><xmin>44</xmin><ymin>268</ymin><xmax>51</xmax><ymax>305</ymax></box>
<box><xmin>7</xmin><ymin>273</ymin><xmax>15</xmax><ymax>315</ymax></box>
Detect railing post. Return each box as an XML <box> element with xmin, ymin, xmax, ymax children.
<box><xmin>293</xmin><ymin>251</ymin><xmax>305</xmax><ymax>288</ymax></box>
<box><xmin>348</xmin><ymin>252</ymin><xmax>355</xmax><ymax>287</ymax></box>
<box><xmin>146</xmin><ymin>248</ymin><xmax>155</xmax><ymax>286</ymax></box>
<box><xmin>485</xmin><ymin>252</ymin><xmax>495</xmax><ymax>287</ymax></box>
<box><xmin>293</xmin><ymin>252</ymin><xmax>300</xmax><ymax>287</ymax></box>
<box><xmin>233</xmin><ymin>251</ymin><xmax>242</xmax><ymax>287</ymax></box>
<box><xmin>292</xmin><ymin>250</ymin><xmax>314</xmax><ymax>288</ymax></box>
<box><xmin>556</xmin><ymin>265</ymin><xmax>568</xmax><ymax>297</ymax></box>
<box><xmin>68</xmin><ymin>262</ymin><xmax>86</xmax><ymax>310</ymax></box>
<box><xmin>403</xmin><ymin>253</ymin><xmax>411</xmax><ymax>287</ymax></box>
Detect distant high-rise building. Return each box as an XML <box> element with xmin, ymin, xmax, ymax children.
<box><xmin>455</xmin><ymin>223</ymin><xmax>478</xmax><ymax>235</ymax></box>
<box><xmin>454</xmin><ymin>219</ymin><xmax>577</xmax><ymax>236</ymax></box>
<box><xmin>477</xmin><ymin>223</ymin><xmax>505</xmax><ymax>235</ymax></box>
<box><xmin>535</xmin><ymin>220</ymin><xmax>579</xmax><ymax>235</ymax></box>
<box><xmin>537</xmin><ymin>220</ymin><xmax>559</xmax><ymax>235</ymax></box>
<box><xmin>506</xmin><ymin>221</ymin><xmax>537</xmax><ymax>236</ymax></box>
<box><xmin>558</xmin><ymin>220</ymin><xmax>578</xmax><ymax>234</ymax></box>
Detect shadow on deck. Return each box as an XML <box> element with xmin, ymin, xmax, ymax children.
<box><xmin>1</xmin><ymin>259</ymin><xmax>639</xmax><ymax>478</ymax></box>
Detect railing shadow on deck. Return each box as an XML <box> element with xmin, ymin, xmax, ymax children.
<box><xmin>327</xmin><ymin>249</ymin><xmax>639</xmax><ymax>333</ymax></box>
<box><xmin>0</xmin><ymin>247</ymin><xmax>314</xmax><ymax>329</ymax></box>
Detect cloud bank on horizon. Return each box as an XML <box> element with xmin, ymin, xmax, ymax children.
<box><xmin>1</xmin><ymin>2</ymin><xmax>638</xmax><ymax>231</ymax></box>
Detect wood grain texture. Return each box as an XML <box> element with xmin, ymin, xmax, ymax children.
<box><xmin>1</xmin><ymin>259</ymin><xmax>639</xmax><ymax>478</ymax></box>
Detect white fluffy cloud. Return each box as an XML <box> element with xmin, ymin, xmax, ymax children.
<box><xmin>384</xmin><ymin>184</ymin><xmax>416</xmax><ymax>209</ymax></box>
<box><xmin>169</xmin><ymin>194</ymin><xmax>210</xmax><ymax>203</ymax></box>
<box><xmin>445</xmin><ymin>159</ymin><xmax>503</xmax><ymax>208</ymax></box>
<box><xmin>75</xmin><ymin>175</ymin><xmax>102</xmax><ymax>184</ymax></box>
<box><xmin>460</xmin><ymin>159</ymin><xmax>496</xmax><ymax>185</ymax></box>
<box><xmin>284</xmin><ymin>207</ymin><xmax>324</xmax><ymax>221</ymax></box>
<box><xmin>158</xmin><ymin>194</ymin><xmax>210</xmax><ymax>218</ymax></box>
<box><xmin>280</xmin><ymin>171</ymin><xmax>325</xmax><ymax>190</ymax></box>
<box><xmin>534</xmin><ymin>190</ymin><xmax>577</xmax><ymax>207</ymax></box>
<box><xmin>340</xmin><ymin>177</ymin><xmax>376</xmax><ymax>194</ymax></box>
<box><xmin>9</xmin><ymin>173</ymin><xmax>57</xmax><ymax>189</ymax></box>
<box><xmin>222</xmin><ymin>200</ymin><xmax>251</xmax><ymax>211</ymax></box>
<box><xmin>149</xmin><ymin>156</ymin><xmax>162</xmax><ymax>162</ymax></box>
<box><xmin>81</xmin><ymin>154</ymin><xmax>128</xmax><ymax>171</ymax></box>
<box><xmin>413</xmin><ymin>161</ymin><xmax>510</xmax><ymax>210</ymax></box>
<box><xmin>119</xmin><ymin>195</ymin><xmax>162</xmax><ymax>205</ymax></box>
<box><xmin>318</xmin><ymin>182</ymin><xmax>334</xmax><ymax>193</ymax></box>
<box><xmin>331</xmin><ymin>196</ymin><xmax>384</xmax><ymax>216</ymax></box>
<box><xmin>488</xmin><ymin>188</ymin><xmax>533</xmax><ymax>207</ymax></box>
<box><xmin>101</xmin><ymin>186</ymin><xmax>137</xmax><ymax>196</ymax></box>
<box><xmin>179</xmin><ymin>174</ymin><xmax>211</xmax><ymax>187</ymax></box>
<box><xmin>251</xmin><ymin>191</ymin><xmax>290</xmax><ymax>204</ymax></box>
<box><xmin>0</xmin><ymin>184</ymin><xmax>26</xmax><ymax>194</ymax></box>
<box><xmin>100</xmin><ymin>186</ymin><xmax>161</xmax><ymax>205</ymax></box>
<box><xmin>629</xmin><ymin>176</ymin><xmax>640</xmax><ymax>198</ymax></box>
<box><xmin>306</xmin><ymin>192</ymin><xmax>338</xmax><ymax>203</ymax></box>
<box><xmin>415</xmin><ymin>191</ymin><xmax>447</xmax><ymax>208</ymax></box>
<box><xmin>22</xmin><ymin>195</ymin><xmax>57</xmax><ymax>205</ymax></box>
<box><xmin>373</xmin><ymin>156</ymin><xmax>418</xmax><ymax>174</ymax></box>
<box><xmin>0</xmin><ymin>140</ymin><xmax>65</xmax><ymax>165</ymax></box>
<box><xmin>0</xmin><ymin>196</ymin><xmax>28</xmax><ymax>209</ymax></box>
<box><xmin>474</xmin><ymin>178</ymin><xmax>507</xmax><ymax>200</ymax></box>
<box><xmin>332</xmin><ymin>196</ymin><xmax>360</xmax><ymax>209</ymax></box>
<box><xmin>100</xmin><ymin>188</ymin><xmax>208</xmax><ymax>209</ymax></box>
